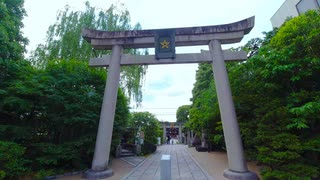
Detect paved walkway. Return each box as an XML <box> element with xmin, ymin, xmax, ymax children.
<box><xmin>58</xmin><ymin>144</ymin><xmax>261</xmax><ymax>180</ymax></box>
<box><xmin>122</xmin><ymin>144</ymin><xmax>212</xmax><ymax>180</ymax></box>
<box><xmin>120</xmin><ymin>156</ymin><xmax>146</xmax><ymax>167</ymax></box>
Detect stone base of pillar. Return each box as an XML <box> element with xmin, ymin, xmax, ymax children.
<box><xmin>223</xmin><ymin>169</ymin><xmax>257</xmax><ymax>180</ymax></box>
<box><xmin>83</xmin><ymin>168</ymin><xmax>113</xmax><ymax>179</ymax></box>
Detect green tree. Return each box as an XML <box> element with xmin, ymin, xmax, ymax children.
<box><xmin>0</xmin><ymin>59</ymin><xmax>130</xmax><ymax>176</ymax></box>
<box><xmin>188</xmin><ymin>63</ymin><xmax>215</xmax><ymax>133</ymax></box>
<box><xmin>176</xmin><ymin>105</ymin><xmax>190</xmax><ymax>123</ymax></box>
<box><xmin>0</xmin><ymin>60</ymin><xmax>36</xmax><ymax>144</ymax></box>
<box><xmin>242</xmin><ymin>38</ymin><xmax>263</xmax><ymax>58</ymax></box>
<box><xmin>0</xmin><ymin>3</ymin><xmax>35</xmax><ymax>171</ymax></box>
<box><xmin>0</xmin><ymin>0</ymin><xmax>28</xmax><ymax>61</ymax></box>
<box><xmin>0</xmin><ymin>1</ymin><xmax>134</xmax><ymax>177</ymax></box>
<box><xmin>187</xmin><ymin>63</ymin><xmax>225</xmax><ymax>150</ymax></box>
<box><xmin>129</xmin><ymin>112</ymin><xmax>161</xmax><ymax>145</ymax></box>
<box><xmin>0</xmin><ymin>141</ymin><xmax>30</xmax><ymax>179</ymax></box>
<box><xmin>229</xmin><ymin>10</ymin><xmax>320</xmax><ymax>179</ymax></box>
<box><xmin>30</xmin><ymin>1</ymin><xmax>146</xmax><ymax>103</ymax></box>
<box><xmin>0</xmin><ymin>0</ymin><xmax>29</xmax><ymax>123</ymax></box>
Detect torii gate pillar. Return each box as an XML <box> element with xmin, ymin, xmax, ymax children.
<box><xmin>84</xmin><ymin>45</ymin><xmax>122</xmax><ymax>179</ymax></box>
<box><xmin>209</xmin><ymin>40</ymin><xmax>257</xmax><ymax>179</ymax></box>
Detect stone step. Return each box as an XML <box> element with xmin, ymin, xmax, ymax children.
<box><xmin>121</xmin><ymin>149</ymin><xmax>133</xmax><ymax>153</ymax></box>
<box><xmin>120</xmin><ymin>152</ymin><xmax>136</xmax><ymax>157</ymax></box>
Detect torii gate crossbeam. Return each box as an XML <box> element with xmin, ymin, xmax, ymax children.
<box><xmin>82</xmin><ymin>16</ymin><xmax>257</xmax><ymax>180</ymax></box>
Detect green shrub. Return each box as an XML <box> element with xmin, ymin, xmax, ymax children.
<box><xmin>0</xmin><ymin>171</ymin><xmax>6</xmax><ymax>180</ymax></box>
<box><xmin>33</xmin><ymin>169</ymin><xmax>55</xmax><ymax>180</ymax></box>
<box><xmin>0</xmin><ymin>141</ymin><xmax>30</xmax><ymax>179</ymax></box>
<box><xmin>261</xmin><ymin>163</ymin><xmax>319</xmax><ymax>180</ymax></box>
<box><xmin>141</xmin><ymin>143</ymin><xmax>157</xmax><ymax>155</ymax></box>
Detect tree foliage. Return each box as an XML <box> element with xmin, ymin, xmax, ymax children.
<box><xmin>30</xmin><ymin>1</ymin><xmax>147</xmax><ymax>103</ymax></box>
<box><xmin>176</xmin><ymin>105</ymin><xmax>190</xmax><ymax>123</ymax></box>
<box><xmin>129</xmin><ymin>112</ymin><xmax>162</xmax><ymax>145</ymax></box>
<box><xmin>188</xmin><ymin>10</ymin><xmax>320</xmax><ymax>179</ymax></box>
<box><xmin>186</xmin><ymin>63</ymin><xmax>225</xmax><ymax>149</ymax></box>
<box><xmin>0</xmin><ymin>59</ymin><xmax>129</xmax><ymax>178</ymax></box>
<box><xmin>0</xmin><ymin>0</ymin><xmax>28</xmax><ymax>61</ymax></box>
<box><xmin>1</xmin><ymin>1</ymin><xmax>137</xmax><ymax>178</ymax></box>
<box><xmin>0</xmin><ymin>141</ymin><xmax>30</xmax><ymax>179</ymax></box>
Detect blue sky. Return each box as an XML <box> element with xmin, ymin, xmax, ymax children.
<box><xmin>23</xmin><ymin>0</ymin><xmax>285</xmax><ymax>122</ymax></box>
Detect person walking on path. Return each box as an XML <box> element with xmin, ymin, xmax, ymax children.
<box><xmin>167</xmin><ymin>135</ymin><xmax>171</xmax><ymax>144</ymax></box>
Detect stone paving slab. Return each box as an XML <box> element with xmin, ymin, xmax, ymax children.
<box><xmin>120</xmin><ymin>156</ymin><xmax>146</xmax><ymax>167</ymax></box>
<box><xmin>122</xmin><ymin>144</ymin><xmax>212</xmax><ymax>180</ymax></box>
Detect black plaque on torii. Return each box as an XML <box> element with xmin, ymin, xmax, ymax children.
<box><xmin>155</xmin><ymin>29</ymin><xmax>176</xmax><ymax>59</ymax></box>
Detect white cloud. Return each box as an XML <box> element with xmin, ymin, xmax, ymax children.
<box><xmin>133</xmin><ymin>64</ymin><xmax>197</xmax><ymax>122</ymax></box>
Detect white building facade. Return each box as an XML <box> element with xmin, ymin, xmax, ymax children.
<box><xmin>271</xmin><ymin>0</ymin><xmax>320</xmax><ymax>28</ymax></box>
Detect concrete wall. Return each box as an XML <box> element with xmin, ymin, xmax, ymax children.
<box><xmin>270</xmin><ymin>0</ymin><xmax>300</xmax><ymax>28</ymax></box>
<box><xmin>296</xmin><ymin>0</ymin><xmax>320</xmax><ymax>14</ymax></box>
<box><xmin>271</xmin><ymin>0</ymin><xmax>320</xmax><ymax>28</ymax></box>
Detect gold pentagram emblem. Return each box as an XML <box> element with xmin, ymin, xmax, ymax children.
<box><xmin>160</xmin><ymin>39</ymin><xmax>170</xmax><ymax>48</ymax></box>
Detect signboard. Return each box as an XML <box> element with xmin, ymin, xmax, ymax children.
<box><xmin>155</xmin><ymin>29</ymin><xmax>176</xmax><ymax>59</ymax></box>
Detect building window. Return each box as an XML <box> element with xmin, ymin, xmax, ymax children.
<box><xmin>297</xmin><ymin>0</ymin><xmax>319</xmax><ymax>15</ymax></box>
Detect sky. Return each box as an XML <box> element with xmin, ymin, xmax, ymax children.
<box><xmin>23</xmin><ymin>0</ymin><xmax>285</xmax><ymax>122</ymax></box>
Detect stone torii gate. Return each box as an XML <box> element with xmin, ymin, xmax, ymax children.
<box><xmin>82</xmin><ymin>17</ymin><xmax>257</xmax><ymax>179</ymax></box>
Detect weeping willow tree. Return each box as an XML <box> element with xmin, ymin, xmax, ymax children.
<box><xmin>29</xmin><ymin>1</ymin><xmax>147</xmax><ymax>103</ymax></box>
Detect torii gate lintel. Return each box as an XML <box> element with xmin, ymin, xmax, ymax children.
<box><xmin>89</xmin><ymin>50</ymin><xmax>247</xmax><ymax>67</ymax></box>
